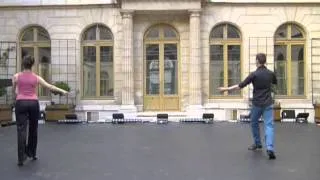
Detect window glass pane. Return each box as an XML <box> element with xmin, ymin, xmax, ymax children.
<box><xmin>163</xmin><ymin>27</ymin><xmax>177</xmax><ymax>39</ymax></box>
<box><xmin>274</xmin><ymin>45</ymin><xmax>287</xmax><ymax>61</ymax></box>
<box><xmin>100</xmin><ymin>46</ymin><xmax>113</xmax><ymax>96</ymax></box>
<box><xmin>227</xmin><ymin>25</ymin><xmax>240</xmax><ymax>38</ymax></box>
<box><xmin>37</xmin><ymin>27</ymin><xmax>50</xmax><ymax>41</ymax></box>
<box><xmin>228</xmin><ymin>45</ymin><xmax>240</xmax><ymax>61</ymax></box>
<box><xmin>291</xmin><ymin>25</ymin><xmax>303</xmax><ymax>38</ymax></box>
<box><xmin>83</xmin><ymin>46</ymin><xmax>96</xmax><ymax>96</ymax></box>
<box><xmin>228</xmin><ymin>45</ymin><xmax>240</xmax><ymax>96</ymax></box>
<box><xmin>164</xmin><ymin>44</ymin><xmax>178</xmax><ymax>95</ymax></box>
<box><xmin>211</xmin><ymin>25</ymin><xmax>224</xmax><ymax>39</ymax></box>
<box><xmin>99</xmin><ymin>26</ymin><xmax>113</xmax><ymax>40</ymax></box>
<box><xmin>146</xmin><ymin>44</ymin><xmax>159</xmax><ymax>95</ymax></box>
<box><xmin>291</xmin><ymin>60</ymin><xmax>304</xmax><ymax>96</ymax></box>
<box><xmin>83</xmin><ymin>26</ymin><xmax>97</xmax><ymax>41</ymax></box>
<box><xmin>291</xmin><ymin>45</ymin><xmax>304</xmax><ymax>96</ymax></box>
<box><xmin>21</xmin><ymin>28</ymin><xmax>34</xmax><ymax>41</ymax></box>
<box><xmin>291</xmin><ymin>45</ymin><xmax>304</xmax><ymax>61</ymax></box>
<box><xmin>210</xmin><ymin>45</ymin><xmax>223</xmax><ymax>61</ymax></box>
<box><xmin>21</xmin><ymin>47</ymin><xmax>34</xmax><ymax>59</ymax></box>
<box><xmin>21</xmin><ymin>47</ymin><xmax>34</xmax><ymax>70</ymax></box>
<box><xmin>38</xmin><ymin>47</ymin><xmax>51</xmax><ymax>97</ymax></box>
<box><xmin>210</xmin><ymin>45</ymin><xmax>224</xmax><ymax>95</ymax></box>
<box><xmin>146</xmin><ymin>28</ymin><xmax>160</xmax><ymax>39</ymax></box>
<box><xmin>275</xmin><ymin>24</ymin><xmax>287</xmax><ymax>39</ymax></box>
<box><xmin>274</xmin><ymin>61</ymin><xmax>287</xmax><ymax>95</ymax></box>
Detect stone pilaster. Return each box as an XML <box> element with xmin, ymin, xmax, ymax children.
<box><xmin>188</xmin><ymin>9</ymin><xmax>202</xmax><ymax>107</ymax></box>
<box><xmin>120</xmin><ymin>10</ymin><xmax>136</xmax><ymax>112</ymax></box>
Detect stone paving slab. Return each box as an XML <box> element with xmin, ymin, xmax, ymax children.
<box><xmin>0</xmin><ymin>122</ymin><xmax>319</xmax><ymax>180</ymax></box>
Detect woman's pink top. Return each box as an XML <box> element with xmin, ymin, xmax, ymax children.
<box><xmin>16</xmin><ymin>72</ymin><xmax>39</xmax><ymax>100</ymax></box>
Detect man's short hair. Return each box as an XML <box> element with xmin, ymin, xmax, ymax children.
<box><xmin>256</xmin><ymin>53</ymin><xmax>266</xmax><ymax>65</ymax></box>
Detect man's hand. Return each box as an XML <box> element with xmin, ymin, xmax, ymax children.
<box><xmin>218</xmin><ymin>87</ymin><xmax>229</xmax><ymax>92</ymax></box>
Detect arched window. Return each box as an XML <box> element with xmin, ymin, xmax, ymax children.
<box><xmin>209</xmin><ymin>23</ymin><xmax>241</xmax><ymax>97</ymax></box>
<box><xmin>82</xmin><ymin>24</ymin><xmax>113</xmax><ymax>98</ymax></box>
<box><xmin>20</xmin><ymin>26</ymin><xmax>51</xmax><ymax>97</ymax></box>
<box><xmin>274</xmin><ymin>23</ymin><xmax>305</xmax><ymax>96</ymax></box>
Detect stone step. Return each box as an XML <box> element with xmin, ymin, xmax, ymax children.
<box><xmin>137</xmin><ymin>112</ymin><xmax>188</xmax><ymax>117</ymax></box>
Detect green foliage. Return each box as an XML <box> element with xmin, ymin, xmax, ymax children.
<box><xmin>54</xmin><ymin>81</ymin><xmax>70</xmax><ymax>91</ymax></box>
<box><xmin>51</xmin><ymin>81</ymin><xmax>70</xmax><ymax>95</ymax></box>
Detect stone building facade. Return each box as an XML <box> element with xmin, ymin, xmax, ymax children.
<box><xmin>0</xmin><ymin>0</ymin><xmax>320</xmax><ymax>122</ymax></box>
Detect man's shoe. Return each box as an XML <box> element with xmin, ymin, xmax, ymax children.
<box><xmin>248</xmin><ymin>144</ymin><xmax>262</xmax><ymax>151</ymax></box>
<box><xmin>267</xmin><ymin>150</ymin><xmax>276</xmax><ymax>160</ymax></box>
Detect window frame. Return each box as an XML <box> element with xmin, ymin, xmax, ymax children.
<box><xmin>274</xmin><ymin>23</ymin><xmax>306</xmax><ymax>98</ymax></box>
<box><xmin>81</xmin><ymin>24</ymin><xmax>114</xmax><ymax>99</ymax></box>
<box><xmin>19</xmin><ymin>26</ymin><xmax>51</xmax><ymax>99</ymax></box>
<box><xmin>209</xmin><ymin>23</ymin><xmax>242</xmax><ymax>98</ymax></box>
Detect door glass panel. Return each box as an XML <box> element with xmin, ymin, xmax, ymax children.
<box><xmin>146</xmin><ymin>44</ymin><xmax>159</xmax><ymax>95</ymax></box>
<box><xmin>83</xmin><ymin>46</ymin><xmax>96</xmax><ymax>96</ymax></box>
<box><xmin>38</xmin><ymin>47</ymin><xmax>51</xmax><ymax>97</ymax></box>
<box><xmin>164</xmin><ymin>44</ymin><xmax>178</xmax><ymax>95</ymax></box>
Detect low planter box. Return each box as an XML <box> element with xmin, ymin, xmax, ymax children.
<box><xmin>273</xmin><ymin>104</ymin><xmax>281</xmax><ymax>122</ymax></box>
<box><xmin>313</xmin><ymin>104</ymin><xmax>320</xmax><ymax>124</ymax></box>
<box><xmin>0</xmin><ymin>104</ymin><xmax>12</xmax><ymax>124</ymax></box>
<box><xmin>45</xmin><ymin>104</ymin><xmax>75</xmax><ymax>122</ymax></box>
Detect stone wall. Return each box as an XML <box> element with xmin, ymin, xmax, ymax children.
<box><xmin>201</xmin><ymin>4</ymin><xmax>320</xmax><ymax>120</ymax></box>
<box><xmin>0</xmin><ymin>6</ymin><xmax>123</xmax><ymax>106</ymax></box>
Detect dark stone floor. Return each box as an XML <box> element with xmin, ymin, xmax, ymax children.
<box><xmin>0</xmin><ymin>122</ymin><xmax>319</xmax><ymax>180</ymax></box>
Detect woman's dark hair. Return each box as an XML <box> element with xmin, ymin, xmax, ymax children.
<box><xmin>22</xmin><ymin>55</ymin><xmax>35</xmax><ymax>70</ymax></box>
<box><xmin>256</xmin><ymin>53</ymin><xmax>266</xmax><ymax>65</ymax></box>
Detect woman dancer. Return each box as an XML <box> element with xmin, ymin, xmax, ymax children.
<box><xmin>13</xmin><ymin>55</ymin><xmax>68</xmax><ymax>166</ymax></box>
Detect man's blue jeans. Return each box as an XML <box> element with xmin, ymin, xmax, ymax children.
<box><xmin>250</xmin><ymin>105</ymin><xmax>274</xmax><ymax>151</ymax></box>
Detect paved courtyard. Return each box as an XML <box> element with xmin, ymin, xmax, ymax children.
<box><xmin>0</xmin><ymin>122</ymin><xmax>319</xmax><ymax>180</ymax></box>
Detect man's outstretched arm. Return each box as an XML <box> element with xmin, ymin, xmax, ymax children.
<box><xmin>218</xmin><ymin>73</ymin><xmax>254</xmax><ymax>92</ymax></box>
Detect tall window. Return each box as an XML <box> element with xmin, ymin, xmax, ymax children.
<box><xmin>209</xmin><ymin>23</ymin><xmax>241</xmax><ymax>97</ymax></box>
<box><xmin>20</xmin><ymin>26</ymin><xmax>51</xmax><ymax>98</ymax></box>
<box><xmin>274</xmin><ymin>23</ymin><xmax>305</xmax><ymax>96</ymax></box>
<box><xmin>82</xmin><ymin>24</ymin><xmax>113</xmax><ymax>98</ymax></box>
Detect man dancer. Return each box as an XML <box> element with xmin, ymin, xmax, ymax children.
<box><xmin>219</xmin><ymin>53</ymin><xmax>277</xmax><ymax>160</ymax></box>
